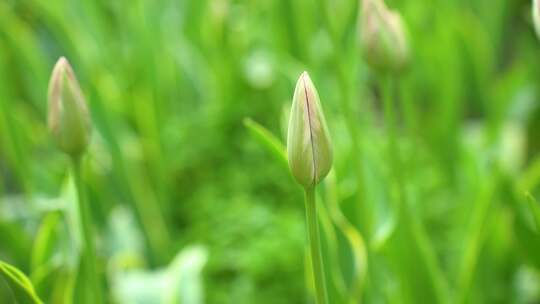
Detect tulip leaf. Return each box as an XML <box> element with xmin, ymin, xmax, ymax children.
<box><xmin>525</xmin><ymin>193</ymin><xmax>540</xmax><ymax>233</ymax></box>
<box><xmin>0</xmin><ymin>260</ymin><xmax>43</xmax><ymax>304</ymax></box>
<box><xmin>243</xmin><ymin>117</ymin><xmax>287</xmax><ymax>165</ymax></box>
<box><xmin>325</xmin><ymin>170</ymin><xmax>368</xmax><ymax>302</ymax></box>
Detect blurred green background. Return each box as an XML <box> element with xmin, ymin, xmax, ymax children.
<box><xmin>1</xmin><ymin>0</ymin><xmax>540</xmax><ymax>303</ymax></box>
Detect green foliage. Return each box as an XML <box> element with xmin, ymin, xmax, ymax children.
<box><xmin>0</xmin><ymin>260</ymin><xmax>43</xmax><ymax>304</ymax></box>
<box><xmin>525</xmin><ymin>193</ymin><xmax>540</xmax><ymax>233</ymax></box>
<box><xmin>1</xmin><ymin>0</ymin><xmax>540</xmax><ymax>303</ymax></box>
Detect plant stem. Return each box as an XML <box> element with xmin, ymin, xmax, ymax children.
<box><xmin>72</xmin><ymin>156</ymin><xmax>103</xmax><ymax>304</ymax></box>
<box><xmin>304</xmin><ymin>186</ymin><xmax>328</xmax><ymax>304</ymax></box>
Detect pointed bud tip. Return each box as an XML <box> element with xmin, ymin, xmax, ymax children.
<box><xmin>57</xmin><ymin>56</ymin><xmax>68</xmax><ymax>65</ymax></box>
<box><xmin>299</xmin><ymin>71</ymin><xmax>315</xmax><ymax>91</ymax></box>
<box><xmin>52</xmin><ymin>57</ymin><xmax>70</xmax><ymax>74</ymax></box>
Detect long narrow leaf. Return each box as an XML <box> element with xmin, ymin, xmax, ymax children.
<box><xmin>525</xmin><ymin>193</ymin><xmax>540</xmax><ymax>233</ymax></box>
<box><xmin>243</xmin><ymin>117</ymin><xmax>287</xmax><ymax>165</ymax></box>
<box><xmin>0</xmin><ymin>260</ymin><xmax>43</xmax><ymax>304</ymax></box>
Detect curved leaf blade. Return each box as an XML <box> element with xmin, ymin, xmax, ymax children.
<box><xmin>0</xmin><ymin>260</ymin><xmax>43</xmax><ymax>304</ymax></box>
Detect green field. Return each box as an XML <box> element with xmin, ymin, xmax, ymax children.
<box><xmin>1</xmin><ymin>0</ymin><xmax>540</xmax><ymax>303</ymax></box>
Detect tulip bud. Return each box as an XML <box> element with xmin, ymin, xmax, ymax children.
<box><xmin>47</xmin><ymin>57</ymin><xmax>91</xmax><ymax>157</ymax></box>
<box><xmin>359</xmin><ymin>0</ymin><xmax>409</xmax><ymax>72</ymax></box>
<box><xmin>534</xmin><ymin>0</ymin><xmax>540</xmax><ymax>40</ymax></box>
<box><xmin>287</xmin><ymin>72</ymin><xmax>333</xmax><ymax>188</ymax></box>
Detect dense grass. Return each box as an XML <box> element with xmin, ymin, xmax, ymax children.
<box><xmin>1</xmin><ymin>0</ymin><xmax>540</xmax><ymax>303</ymax></box>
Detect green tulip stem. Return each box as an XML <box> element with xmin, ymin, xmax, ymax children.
<box><xmin>304</xmin><ymin>186</ymin><xmax>328</xmax><ymax>304</ymax></box>
<box><xmin>72</xmin><ymin>156</ymin><xmax>103</xmax><ymax>304</ymax></box>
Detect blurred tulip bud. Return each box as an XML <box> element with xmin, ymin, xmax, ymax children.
<box><xmin>48</xmin><ymin>57</ymin><xmax>91</xmax><ymax>157</ymax></box>
<box><xmin>534</xmin><ymin>0</ymin><xmax>540</xmax><ymax>39</ymax></box>
<box><xmin>360</xmin><ymin>0</ymin><xmax>409</xmax><ymax>72</ymax></box>
<box><xmin>287</xmin><ymin>72</ymin><xmax>332</xmax><ymax>188</ymax></box>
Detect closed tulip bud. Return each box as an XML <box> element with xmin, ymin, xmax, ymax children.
<box><xmin>360</xmin><ymin>0</ymin><xmax>409</xmax><ymax>73</ymax></box>
<box><xmin>47</xmin><ymin>57</ymin><xmax>91</xmax><ymax>157</ymax></box>
<box><xmin>287</xmin><ymin>72</ymin><xmax>332</xmax><ymax>188</ymax></box>
<box><xmin>534</xmin><ymin>0</ymin><xmax>540</xmax><ymax>39</ymax></box>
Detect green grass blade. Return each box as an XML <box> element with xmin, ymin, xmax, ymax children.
<box><xmin>525</xmin><ymin>193</ymin><xmax>540</xmax><ymax>233</ymax></box>
<box><xmin>243</xmin><ymin>117</ymin><xmax>287</xmax><ymax>165</ymax></box>
<box><xmin>0</xmin><ymin>260</ymin><xmax>43</xmax><ymax>304</ymax></box>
